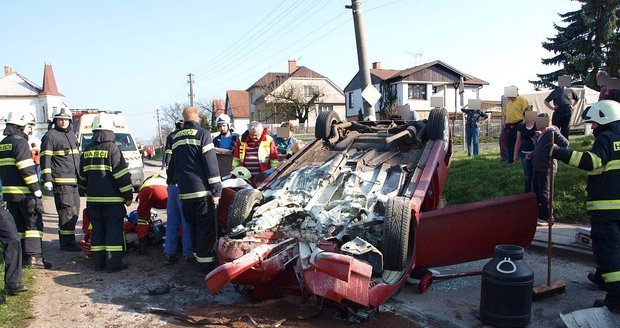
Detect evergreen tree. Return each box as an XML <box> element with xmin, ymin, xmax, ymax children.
<box><xmin>531</xmin><ymin>0</ymin><xmax>620</xmax><ymax>90</ymax></box>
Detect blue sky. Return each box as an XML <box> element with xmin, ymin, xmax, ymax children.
<box><xmin>2</xmin><ymin>0</ymin><xmax>581</xmax><ymax>142</ymax></box>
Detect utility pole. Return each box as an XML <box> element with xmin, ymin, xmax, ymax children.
<box><xmin>155</xmin><ymin>108</ymin><xmax>163</xmax><ymax>148</ymax></box>
<box><xmin>187</xmin><ymin>73</ymin><xmax>195</xmax><ymax>107</ymax></box>
<box><xmin>347</xmin><ymin>0</ymin><xmax>375</xmax><ymax>121</ymax></box>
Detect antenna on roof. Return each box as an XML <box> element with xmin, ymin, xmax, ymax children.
<box><xmin>404</xmin><ymin>51</ymin><xmax>423</xmax><ymax>65</ymax></box>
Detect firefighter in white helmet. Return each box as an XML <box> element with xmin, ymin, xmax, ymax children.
<box><xmin>0</xmin><ymin>111</ymin><xmax>52</xmax><ymax>269</ymax></box>
<box><xmin>551</xmin><ymin>100</ymin><xmax>620</xmax><ymax>312</ymax></box>
<box><xmin>40</xmin><ymin>108</ymin><xmax>81</xmax><ymax>251</ymax></box>
<box><xmin>213</xmin><ymin>114</ymin><xmax>239</xmax><ymax>155</ymax></box>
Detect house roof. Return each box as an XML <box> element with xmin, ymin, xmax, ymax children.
<box><xmin>225</xmin><ymin>90</ymin><xmax>250</xmax><ymax>118</ymax></box>
<box><xmin>0</xmin><ymin>72</ymin><xmax>42</xmax><ymax>96</ymax></box>
<box><xmin>343</xmin><ymin>60</ymin><xmax>489</xmax><ymax>92</ymax></box>
<box><xmin>247</xmin><ymin>66</ymin><xmax>327</xmax><ymax>92</ymax></box>
<box><xmin>40</xmin><ymin>64</ymin><xmax>64</xmax><ymax>96</ymax></box>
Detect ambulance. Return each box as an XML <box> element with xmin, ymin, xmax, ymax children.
<box><xmin>72</xmin><ymin>110</ymin><xmax>144</xmax><ymax>189</ymax></box>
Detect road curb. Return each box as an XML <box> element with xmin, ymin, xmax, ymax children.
<box><xmin>528</xmin><ymin>239</ymin><xmax>594</xmax><ymax>263</ymax></box>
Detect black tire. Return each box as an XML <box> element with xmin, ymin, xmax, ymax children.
<box><xmin>226</xmin><ymin>189</ymin><xmax>263</xmax><ymax>230</ymax></box>
<box><xmin>426</xmin><ymin>106</ymin><xmax>449</xmax><ymax>142</ymax></box>
<box><xmin>382</xmin><ymin>196</ymin><xmax>411</xmax><ymax>271</ymax></box>
<box><xmin>315</xmin><ymin>111</ymin><xmax>341</xmax><ymax>141</ymax></box>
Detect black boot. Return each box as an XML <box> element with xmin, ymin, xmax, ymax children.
<box><xmin>5</xmin><ymin>283</ymin><xmax>28</xmax><ymax>295</ymax></box>
<box><xmin>138</xmin><ymin>238</ymin><xmax>148</xmax><ymax>255</ymax></box>
<box><xmin>24</xmin><ymin>256</ymin><xmax>52</xmax><ymax>269</ymax></box>
<box><xmin>60</xmin><ymin>236</ymin><xmax>81</xmax><ymax>252</ymax></box>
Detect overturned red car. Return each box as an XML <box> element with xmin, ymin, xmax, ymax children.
<box><xmin>206</xmin><ymin>108</ymin><xmax>538</xmax><ymax>309</ymax></box>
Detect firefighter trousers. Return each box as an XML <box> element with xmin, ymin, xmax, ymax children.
<box><xmin>182</xmin><ymin>198</ymin><xmax>216</xmax><ymax>268</ymax></box>
<box><xmin>88</xmin><ymin>204</ymin><xmax>126</xmax><ymax>270</ymax></box>
<box><xmin>6</xmin><ymin>196</ymin><xmax>43</xmax><ymax>257</ymax></box>
<box><xmin>0</xmin><ymin>207</ymin><xmax>22</xmax><ymax>285</ymax></box>
<box><xmin>591</xmin><ymin>216</ymin><xmax>620</xmax><ymax>304</ymax></box>
<box><xmin>53</xmin><ymin>184</ymin><xmax>80</xmax><ymax>246</ymax></box>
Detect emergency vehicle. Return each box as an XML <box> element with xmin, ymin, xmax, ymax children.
<box><xmin>72</xmin><ymin>109</ymin><xmax>144</xmax><ymax>189</ymax></box>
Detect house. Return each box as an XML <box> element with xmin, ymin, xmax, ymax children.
<box><xmin>343</xmin><ymin>60</ymin><xmax>488</xmax><ymax>120</ymax></box>
<box><xmin>224</xmin><ymin>90</ymin><xmax>250</xmax><ymax>133</ymax></box>
<box><xmin>247</xmin><ymin>60</ymin><xmax>345</xmax><ymax>128</ymax></box>
<box><xmin>0</xmin><ymin>64</ymin><xmax>66</xmax><ymax>142</ymax></box>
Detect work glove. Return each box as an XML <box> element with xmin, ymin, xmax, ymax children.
<box><xmin>43</xmin><ymin>182</ymin><xmax>53</xmax><ymax>191</ymax></box>
<box><xmin>34</xmin><ymin>190</ymin><xmax>42</xmax><ymax>198</ymax></box>
<box><xmin>125</xmin><ymin>200</ymin><xmax>133</xmax><ymax>207</ymax></box>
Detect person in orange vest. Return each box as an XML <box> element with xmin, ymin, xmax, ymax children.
<box><xmin>232</xmin><ymin>121</ymin><xmax>279</xmax><ymax>186</ymax></box>
<box><xmin>30</xmin><ymin>143</ymin><xmax>41</xmax><ymax>180</ymax></box>
<box><xmin>135</xmin><ymin>173</ymin><xmax>168</xmax><ymax>254</ymax></box>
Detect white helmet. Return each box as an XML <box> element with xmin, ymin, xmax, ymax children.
<box><xmin>581</xmin><ymin>100</ymin><xmax>620</xmax><ymax>125</ymax></box>
<box><xmin>231</xmin><ymin>166</ymin><xmax>251</xmax><ymax>180</ymax></box>
<box><xmin>216</xmin><ymin>114</ymin><xmax>231</xmax><ymax>126</ymax></box>
<box><xmin>92</xmin><ymin>113</ymin><xmax>115</xmax><ymax>131</ymax></box>
<box><xmin>176</xmin><ymin>113</ymin><xmax>184</xmax><ymax>124</ymax></box>
<box><xmin>7</xmin><ymin>111</ymin><xmax>36</xmax><ymax>127</ymax></box>
<box><xmin>53</xmin><ymin>108</ymin><xmax>72</xmax><ymax>121</ymax></box>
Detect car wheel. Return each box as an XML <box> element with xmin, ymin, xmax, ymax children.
<box><xmin>426</xmin><ymin>107</ymin><xmax>449</xmax><ymax>143</ymax></box>
<box><xmin>315</xmin><ymin>111</ymin><xmax>340</xmax><ymax>141</ymax></box>
<box><xmin>226</xmin><ymin>189</ymin><xmax>263</xmax><ymax>230</ymax></box>
<box><xmin>382</xmin><ymin>196</ymin><xmax>411</xmax><ymax>271</ymax></box>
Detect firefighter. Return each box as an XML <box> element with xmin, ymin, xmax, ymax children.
<box><xmin>167</xmin><ymin>106</ymin><xmax>221</xmax><ymax>275</ymax></box>
<box><xmin>0</xmin><ymin>111</ymin><xmax>51</xmax><ymax>269</ymax></box>
<box><xmin>79</xmin><ymin>113</ymin><xmax>133</xmax><ymax>273</ymax></box>
<box><xmin>40</xmin><ymin>108</ymin><xmax>81</xmax><ymax>251</ymax></box>
<box><xmin>135</xmin><ymin>173</ymin><xmax>167</xmax><ymax>254</ymax></box>
<box><xmin>551</xmin><ymin>100</ymin><xmax>620</xmax><ymax>312</ymax></box>
<box><xmin>1</xmin><ymin>187</ymin><xmax>28</xmax><ymax>295</ymax></box>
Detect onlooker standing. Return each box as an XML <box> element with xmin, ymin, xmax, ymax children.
<box><xmin>30</xmin><ymin>143</ymin><xmax>40</xmax><ymax>180</ymax></box>
<box><xmin>544</xmin><ymin>79</ymin><xmax>579</xmax><ymax>140</ymax></box>
<box><xmin>167</xmin><ymin>106</ymin><xmax>222</xmax><ymax>275</ymax></box>
<box><xmin>40</xmin><ymin>108</ymin><xmax>81</xmax><ymax>251</ymax></box>
<box><xmin>274</xmin><ymin>121</ymin><xmax>300</xmax><ymax>158</ymax></box>
<box><xmin>1</xmin><ymin>187</ymin><xmax>27</xmax><ymax>295</ymax></box>
<box><xmin>213</xmin><ymin>114</ymin><xmax>239</xmax><ymax>155</ymax></box>
<box><xmin>513</xmin><ymin>109</ymin><xmax>538</xmax><ymax>192</ymax></box>
<box><xmin>79</xmin><ymin>113</ymin><xmax>133</xmax><ymax>272</ymax></box>
<box><xmin>232</xmin><ymin>121</ymin><xmax>279</xmax><ymax>185</ymax></box>
<box><xmin>502</xmin><ymin>87</ymin><xmax>529</xmax><ymax>164</ymax></box>
<box><xmin>551</xmin><ymin>100</ymin><xmax>620</xmax><ymax>312</ymax></box>
<box><xmin>531</xmin><ymin>113</ymin><xmax>568</xmax><ymax>223</ymax></box>
<box><xmin>0</xmin><ymin>111</ymin><xmax>51</xmax><ymax>269</ymax></box>
<box><xmin>461</xmin><ymin>102</ymin><xmax>488</xmax><ymax>156</ymax></box>
<box><xmin>135</xmin><ymin>173</ymin><xmax>167</xmax><ymax>254</ymax></box>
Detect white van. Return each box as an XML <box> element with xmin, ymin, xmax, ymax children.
<box><xmin>73</xmin><ymin>110</ymin><xmax>144</xmax><ymax>189</ymax></box>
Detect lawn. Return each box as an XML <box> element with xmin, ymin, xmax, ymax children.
<box><xmin>0</xmin><ymin>247</ymin><xmax>34</xmax><ymax>328</ymax></box>
<box><xmin>444</xmin><ymin>134</ymin><xmax>594</xmax><ymax>224</ymax></box>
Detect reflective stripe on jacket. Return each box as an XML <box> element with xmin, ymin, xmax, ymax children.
<box><xmin>0</xmin><ymin>126</ymin><xmax>40</xmax><ymax>201</ymax></box>
<box><xmin>40</xmin><ymin>127</ymin><xmax>80</xmax><ymax>185</ymax></box>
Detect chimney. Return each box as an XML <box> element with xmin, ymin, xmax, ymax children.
<box><xmin>372</xmin><ymin>62</ymin><xmax>381</xmax><ymax>70</ymax></box>
<box><xmin>4</xmin><ymin>66</ymin><xmax>12</xmax><ymax>76</ymax></box>
<box><xmin>288</xmin><ymin>60</ymin><xmax>297</xmax><ymax>74</ymax></box>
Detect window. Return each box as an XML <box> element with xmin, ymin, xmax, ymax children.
<box><xmin>408</xmin><ymin>84</ymin><xmax>427</xmax><ymax>100</ymax></box>
<box><xmin>348</xmin><ymin>92</ymin><xmax>354</xmax><ymax>108</ymax></box>
<box><xmin>319</xmin><ymin>104</ymin><xmax>333</xmax><ymax>112</ymax></box>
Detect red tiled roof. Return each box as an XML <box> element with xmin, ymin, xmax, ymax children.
<box><xmin>226</xmin><ymin>90</ymin><xmax>250</xmax><ymax>118</ymax></box>
<box><xmin>247</xmin><ymin>66</ymin><xmax>326</xmax><ymax>92</ymax></box>
<box><xmin>39</xmin><ymin>64</ymin><xmax>63</xmax><ymax>96</ymax></box>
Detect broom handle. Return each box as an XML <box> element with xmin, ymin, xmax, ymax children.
<box><xmin>547</xmin><ymin>131</ymin><xmax>555</xmax><ymax>286</ymax></box>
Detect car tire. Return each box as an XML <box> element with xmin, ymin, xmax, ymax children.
<box><xmin>426</xmin><ymin>106</ymin><xmax>449</xmax><ymax>142</ymax></box>
<box><xmin>226</xmin><ymin>189</ymin><xmax>263</xmax><ymax>230</ymax></box>
<box><xmin>382</xmin><ymin>196</ymin><xmax>411</xmax><ymax>271</ymax></box>
<box><xmin>315</xmin><ymin>111</ymin><xmax>340</xmax><ymax>141</ymax></box>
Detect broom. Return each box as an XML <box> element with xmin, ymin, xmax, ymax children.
<box><xmin>533</xmin><ymin>129</ymin><xmax>567</xmax><ymax>300</ymax></box>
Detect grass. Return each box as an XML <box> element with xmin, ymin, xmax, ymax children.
<box><xmin>444</xmin><ymin>134</ymin><xmax>594</xmax><ymax>225</ymax></box>
<box><xmin>0</xmin><ymin>246</ymin><xmax>35</xmax><ymax>328</ymax></box>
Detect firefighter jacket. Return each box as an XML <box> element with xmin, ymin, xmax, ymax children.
<box><xmin>0</xmin><ymin>125</ymin><xmax>40</xmax><ymax>202</ymax></box>
<box><xmin>78</xmin><ymin>130</ymin><xmax>133</xmax><ymax>205</ymax></box>
<box><xmin>136</xmin><ymin>174</ymin><xmax>168</xmax><ymax>220</ymax></box>
<box><xmin>167</xmin><ymin>120</ymin><xmax>222</xmax><ymax>202</ymax></box>
<box><xmin>163</xmin><ymin>128</ymin><xmax>180</xmax><ymax>167</ymax></box>
<box><xmin>40</xmin><ymin>125</ymin><xmax>80</xmax><ymax>185</ymax></box>
<box><xmin>554</xmin><ymin>122</ymin><xmax>620</xmax><ymax>220</ymax></box>
<box><xmin>232</xmin><ymin>128</ymin><xmax>279</xmax><ymax>172</ymax></box>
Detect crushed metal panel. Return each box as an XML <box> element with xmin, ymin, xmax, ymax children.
<box><xmin>560</xmin><ymin>307</ymin><xmax>618</xmax><ymax>328</ymax></box>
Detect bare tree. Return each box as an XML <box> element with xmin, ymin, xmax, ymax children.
<box><xmin>259</xmin><ymin>84</ymin><xmax>325</xmax><ymax>124</ymax></box>
<box><xmin>159</xmin><ymin>102</ymin><xmax>186</xmax><ymax>132</ymax></box>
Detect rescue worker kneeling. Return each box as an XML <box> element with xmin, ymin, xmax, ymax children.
<box><xmin>79</xmin><ymin>113</ymin><xmax>133</xmax><ymax>273</ymax></box>
<box><xmin>135</xmin><ymin>173</ymin><xmax>167</xmax><ymax>254</ymax></box>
